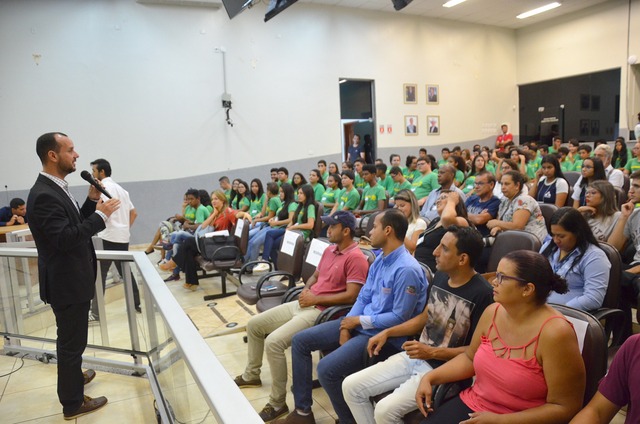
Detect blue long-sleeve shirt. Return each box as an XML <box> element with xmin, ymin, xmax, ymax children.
<box><xmin>543</xmin><ymin>240</ymin><xmax>610</xmax><ymax>311</ymax></box>
<box><xmin>348</xmin><ymin>245</ymin><xmax>428</xmax><ymax>348</ymax></box>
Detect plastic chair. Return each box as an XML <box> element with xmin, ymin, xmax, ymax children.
<box><xmin>590</xmin><ymin>242</ymin><xmax>625</xmax><ymax>347</ymax></box>
<box><xmin>538</xmin><ymin>203</ymin><xmax>558</xmax><ymax>233</ymax></box>
<box><xmin>564</xmin><ymin>171</ymin><xmax>581</xmax><ymax>188</ymax></box>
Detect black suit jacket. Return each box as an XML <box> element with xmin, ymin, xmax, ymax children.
<box><xmin>26</xmin><ymin>174</ymin><xmax>106</xmax><ymax>305</ymax></box>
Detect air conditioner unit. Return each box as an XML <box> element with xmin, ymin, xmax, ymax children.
<box><xmin>136</xmin><ymin>0</ymin><xmax>222</xmax><ymax>8</ymax></box>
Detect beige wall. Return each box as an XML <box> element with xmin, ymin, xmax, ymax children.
<box><xmin>516</xmin><ymin>0</ymin><xmax>640</xmax><ymax>135</ymax></box>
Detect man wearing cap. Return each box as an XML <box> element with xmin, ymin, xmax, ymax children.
<box><xmin>234</xmin><ymin>211</ymin><xmax>369</xmax><ymax>423</ymax></box>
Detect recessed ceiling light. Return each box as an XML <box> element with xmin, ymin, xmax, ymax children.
<box><xmin>517</xmin><ymin>2</ymin><xmax>561</xmax><ymax>19</ymax></box>
<box><xmin>443</xmin><ymin>0</ymin><xmax>467</xmax><ymax>7</ymax></box>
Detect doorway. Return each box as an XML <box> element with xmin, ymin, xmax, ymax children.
<box><xmin>339</xmin><ymin>79</ymin><xmax>376</xmax><ymax>163</ymax></box>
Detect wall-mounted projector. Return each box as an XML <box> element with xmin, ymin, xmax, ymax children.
<box><xmin>391</xmin><ymin>0</ymin><xmax>413</xmax><ymax>11</ymax></box>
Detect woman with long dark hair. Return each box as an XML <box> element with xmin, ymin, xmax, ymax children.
<box><xmin>612</xmin><ymin>138</ymin><xmax>630</xmax><ymax>170</ymax></box>
<box><xmin>232</xmin><ymin>179</ymin><xmax>250</xmax><ymax>212</ymax></box>
<box><xmin>416</xmin><ymin>250</ymin><xmax>585</xmax><ymax>424</ymax></box>
<box><xmin>309</xmin><ymin>169</ymin><xmax>326</xmax><ymax>201</ymax></box>
<box><xmin>572</xmin><ymin>157</ymin><xmax>607</xmax><ymax>208</ymax></box>
<box><xmin>540</xmin><ymin>207</ymin><xmax>610</xmax><ymax>310</ymax></box>
<box><xmin>528</xmin><ymin>154</ymin><xmax>569</xmax><ymax>207</ymax></box>
<box><xmin>254</xmin><ymin>184</ymin><xmax>316</xmax><ymax>271</ymax></box>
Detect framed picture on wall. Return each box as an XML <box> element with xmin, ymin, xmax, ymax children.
<box><xmin>591</xmin><ymin>119</ymin><xmax>600</xmax><ymax>136</ymax></box>
<box><xmin>405</xmin><ymin>115</ymin><xmax>418</xmax><ymax>135</ymax></box>
<box><xmin>591</xmin><ymin>95</ymin><xmax>600</xmax><ymax>111</ymax></box>
<box><xmin>404</xmin><ymin>84</ymin><xmax>417</xmax><ymax>104</ymax></box>
<box><xmin>580</xmin><ymin>119</ymin><xmax>590</xmax><ymax>136</ymax></box>
<box><xmin>427</xmin><ymin>115</ymin><xmax>440</xmax><ymax>135</ymax></box>
<box><xmin>580</xmin><ymin>94</ymin><xmax>590</xmax><ymax>111</ymax></box>
<box><xmin>426</xmin><ymin>84</ymin><xmax>439</xmax><ymax>104</ymax></box>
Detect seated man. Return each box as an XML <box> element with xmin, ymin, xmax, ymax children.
<box><xmin>420</xmin><ymin>165</ymin><xmax>466</xmax><ymax>224</ymax></box>
<box><xmin>343</xmin><ymin>226</ymin><xmax>493</xmax><ymax>423</ymax></box>
<box><xmin>274</xmin><ymin>209</ymin><xmax>428</xmax><ymax>424</ymax></box>
<box><xmin>608</xmin><ymin>170</ymin><xmax>640</xmax><ymax>338</ymax></box>
<box><xmin>0</xmin><ymin>197</ymin><xmax>27</xmax><ymax>226</ymax></box>
<box><xmin>595</xmin><ymin>144</ymin><xmax>624</xmax><ymax>188</ymax></box>
<box><xmin>234</xmin><ymin>211</ymin><xmax>368</xmax><ymax>422</ymax></box>
<box><xmin>411</xmin><ymin>157</ymin><xmax>439</xmax><ymax>207</ymax></box>
<box><xmin>570</xmin><ymin>334</ymin><xmax>640</xmax><ymax>424</ymax></box>
<box><xmin>353</xmin><ymin>164</ymin><xmax>386</xmax><ymax>216</ymax></box>
<box><xmin>389</xmin><ymin>166</ymin><xmax>411</xmax><ymax>206</ymax></box>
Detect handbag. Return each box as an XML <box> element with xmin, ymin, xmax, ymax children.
<box><xmin>196</xmin><ymin>232</ymin><xmax>238</xmax><ymax>261</ymax></box>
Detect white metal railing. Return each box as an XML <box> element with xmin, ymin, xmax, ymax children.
<box><xmin>0</xmin><ymin>245</ymin><xmax>261</xmax><ymax>424</ymax></box>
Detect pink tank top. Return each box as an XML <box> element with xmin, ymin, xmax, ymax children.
<box><xmin>460</xmin><ymin>304</ymin><xmax>569</xmax><ymax>414</ymax></box>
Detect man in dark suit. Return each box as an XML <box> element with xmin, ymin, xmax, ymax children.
<box><xmin>27</xmin><ymin>132</ymin><xmax>120</xmax><ymax>420</ymax></box>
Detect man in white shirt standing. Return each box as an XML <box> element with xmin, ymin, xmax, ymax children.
<box><xmin>89</xmin><ymin>158</ymin><xmax>140</xmax><ymax>321</ymax></box>
<box><xmin>594</xmin><ymin>144</ymin><xmax>624</xmax><ymax>188</ymax></box>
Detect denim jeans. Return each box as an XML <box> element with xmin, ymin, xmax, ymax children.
<box><xmin>261</xmin><ymin>228</ymin><xmax>286</xmax><ymax>262</ymax></box>
<box><xmin>290</xmin><ymin>319</ymin><xmax>397</xmax><ymax>424</ymax></box>
<box><xmin>246</xmin><ymin>226</ymin><xmax>269</xmax><ymax>262</ymax></box>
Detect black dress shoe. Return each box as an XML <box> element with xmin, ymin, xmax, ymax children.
<box><xmin>63</xmin><ymin>395</ymin><xmax>108</xmax><ymax>420</ymax></box>
<box><xmin>83</xmin><ymin>369</ymin><xmax>96</xmax><ymax>385</ymax></box>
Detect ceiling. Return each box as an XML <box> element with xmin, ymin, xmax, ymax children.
<box><xmin>299</xmin><ymin>0</ymin><xmax>613</xmax><ymax>29</ymax></box>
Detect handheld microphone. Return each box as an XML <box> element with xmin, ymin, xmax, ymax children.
<box><xmin>80</xmin><ymin>170</ymin><xmax>112</xmax><ymax>199</ymax></box>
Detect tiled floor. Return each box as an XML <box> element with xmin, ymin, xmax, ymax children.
<box><xmin>0</xmin><ymin>248</ymin><xmax>630</xmax><ymax>423</ymax></box>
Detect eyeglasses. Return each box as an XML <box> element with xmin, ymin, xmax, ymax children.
<box><xmin>474</xmin><ymin>181</ymin><xmax>487</xmax><ymax>186</ymax></box>
<box><xmin>495</xmin><ymin>272</ymin><xmax>529</xmax><ymax>285</ymax></box>
<box><xmin>585</xmin><ymin>190</ymin><xmax>599</xmax><ymax>196</ymax></box>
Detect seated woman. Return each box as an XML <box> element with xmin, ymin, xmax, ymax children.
<box><xmin>572</xmin><ymin>157</ymin><xmax>607</xmax><ymax>208</ymax></box>
<box><xmin>447</xmin><ymin>155</ymin><xmax>467</xmax><ymax>188</ymax></box>
<box><xmin>320</xmin><ymin>173</ymin><xmax>342</xmax><ymax>214</ymax></box>
<box><xmin>238</xmin><ymin>181</ymin><xmax>280</xmax><ymax>239</ymax></box>
<box><xmin>328</xmin><ymin>161</ymin><xmax>340</xmax><ymax>176</ymax></box>
<box><xmin>308</xmin><ymin>169</ymin><xmax>326</xmax><ymax>202</ymax></box>
<box><xmin>487</xmin><ymin>170</ymin><xmax>548</xmax><ymax>243</ymax></box>
<box><xmin>461</xmin><ymin>155</ymin><xmax>488</xmax><ymax>195</ymax></box>
<box><xmin>169</xmin><ymin>190</ymin><xmax>237</xmax><ymax>291</ymax></box>
<box><xmin>528</xmin><ymin>154</ymin><xmax>569</xmax><ymax>207</ymax></box>
<box><xmin>291</xmin><ymin>172</ymin><xmax>308</xmax><ymax>200</ymax></box>
<box><xmin>414</xmin><ymin>191</ymin><xmax>470</xmax><ymax>273</ymax></box>
<box><xmin>415</xmin><ymin>250</ymin><xmax>586</xmax><ymax>424</ymax></box>
<box><xmin>492</xmin><ymin>157</ymin><xmax>529</xmax><ymax>200</ymax></box>
<box><xmin>540</xmin><ymin>207</ymin><xmax>610</xmax><ymax>311</ymax></box>
<box><xmin>394</xmin><ymin>189</ymin><xmax>427</xmax><ymax>254</ymax></box>
<box><xmin>244</xmin><ymin>183</ymin><xmax>296</xmax><ymax>266</ymax></box>
<box><xmin>231</xmin><ymin>179</ymin><xmax>250</xmax><ymax>212</ymax></box>
<box><xmin>253</xmin><ymin>184</ymin><xmax>316</xmax><ymax>271</ymax></box>
<box><xmin>577</xmin><ymin>180</ymin><xmax>621</xmax><ymax>242</ymax></box>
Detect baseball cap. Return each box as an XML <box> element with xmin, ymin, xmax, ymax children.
<box><xmin>321</xmin><ymin>210</ymin><xmax>357</xmax><ymax>233</ymax></box>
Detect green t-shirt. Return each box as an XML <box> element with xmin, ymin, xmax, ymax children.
<box><xmin>626</xmin><ymin>158</ymin><xmax>640</xmax><ymax>174</ymax></box>
<box><xmin>233</xmin><ymin>196</ymin><xmax>250</xmax><ymax>211</ymax></box>
<box><xmin>438</xmin><ymin>159</ymin><xmax>448</xmax><ymax>168</ymax></box>
<box><xmin>354</xmin><ymin>174</ymin><xmax>367</xmax><ymax>190</ymax></box>
<box><xmin>411</xmin><ymin>172</ymin><xmax>439</xmax><ymax>199</ymax></box>
<box><xmin>267</xmin><ymin>196</ymin><xmax>282</xmax><ymax>214</ymax></box>
<box><xmin>392</xmin><ymin>180</ymin><xmax>412</xmax><ymax>197</ymax></box>
<box><xmin>573</xmin><ymin>159</ymin><xmax>583</xmax><ymax>171</ymax></box>
<box><xmin>560</xmin><ymin>160</ymin><xmax>574</xmax><ymax>173</ymax></box>
<box><xmin>322</xmin><ymin>171</ymin><xmax>329</xmax><ymax>182</ymax></box>
<box><xmin>404</xmin><ymin>169</ymin><xmax>421</xmax><ymax>182</ymax></box>
<box><xmin>362</xmin><ymin>184</ymin><xmax>386</xmax><ymax>211</ymax></box>
<box><xmin>548</xmin><ymin>146</ymin><xmax>558</xmax><ymax>154</ymax></box>
<box><xmin>224</xmin><ymin>189</ymin><xmax>231</xmax><ymax>202</ymax></box>
<box><xmin>378</xmin><ymin>175</ymin><xmax>395</xmax><ymax>194</ymax></box>
<box><xmin>321</xmin><ymin>187</ymin><xmax>339</xmax><ymax>206</ymax></box>
<box><xmin>312</xmin><ymin>183</ymin><xmax>326</xmax><ymax>202</ymax></box>
<box><xmin>454</xmin><ymin>170</ymin><xmax>465</xmax><ymax>184</ymax></box>
<box><xmin>295</xmin><ymin>204</ymin><xmax>317</xmax><ymax>241</ymax></box>
<box><xmin>277</xmin><ymin>179</ymin><xmax>292</xmax><ymax>187</ymax></box>
<box><xmin>338</xmin><ymin>187</ymin><xmax>360</xmax><ymax>210</ymax></box>
<box><xmin>185</xmin><ymin>204</ymin><xmax>210</xmax><ymax>224</ymax></box>
<box><xmin>486</xmin><ymin>162</ymin><xmax>496</xmax><ymax>174</ymax></box>
<box><xmin>249</xmin><ymin>193</ymin><xmax>266</xmax><ymax>218</ymax></box>
<box><xmin>274</xmin><ymin>202</ymin><xmax>298</xmax><ymax>228</ymax></box>
<box><xmin>461</xmin><ymin>175</ymin><xmax>476</xmax><ymax>194</ymax></box>
<box><xmin>206</xmin><ymin>205</ymin><xmax>213</xmax><ymax>214</ymax></box>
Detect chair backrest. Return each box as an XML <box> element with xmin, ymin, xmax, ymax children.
<box><xmin>363</xmin><ymin>210</ymin><xmax>381</xmax><ymax>239</ymax></box>
<box><xmin>614</xmin><ymin>186</ymin><xmax>628</xmax><ymax>209</ymax></box>
<box><xmin>622</xmin><ymin>174</ymin><xmax>630</xmax><ymax>193</ymax></box>
<box><xmin>233</xmin><ymin>219</ymin><xmax>250</xmax><ymax>255</ymax></box>
<box><xmin>537</xmin><ymin>203</ymin><xmax>558</xmax><ymax>233</ymax></box>
<box><xmin>550</xmin><ymin>304</ymin><xmax>607</xmax><ymax>406</ymax></box>
<box><xmin>597</xmin><ymin>242</ymin><xmax>622</xmax><ymax>310</ymax></box>
<box><xmin>418</xmin><ymin>261</ymin><xmax>434</xmax><ymax>284</ymax></box>
<box><xmin>313</xmin><ymin>202</ymin><xmax>324</xmax><ymax>238</ymax></box>
<box><xmin>301</xmin><ymin>238</ymin><xmax>331</xmax><ymax>282</ymax></box>
<box><xmin>565</xmin><ymin>185</ymin><xmax>574</xmax><ymax>207</ymax></box>
<box><xmin>359</xmin><ymin>247</ymin><xmax>377</xmax><ymax>265</ymax></box>
<box><xmin>276</xmin><ymin>230</ymin><xmax>306</xmax><ymax>280</ymax></box>
<box><xmin>486</xmin><ymin>230</ymin><xmax>542</xmax><ymax>273</ymax></box>
<box><xmin>564</xmin><ymin>171</ymin><xmax>581</xmax><ymax>188</ymax></box>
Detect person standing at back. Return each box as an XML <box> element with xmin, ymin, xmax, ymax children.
<box><xmin>27</xmin><ymin>132</ymin><xmax>120</xmax><ymax>420</ymax></box>
<box><xmin>89</xmin><ymin>158</ymin><xmax>140</xmax><ymax>321</ymax></box>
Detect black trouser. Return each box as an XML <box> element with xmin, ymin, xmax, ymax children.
<box><xmin>173</xmin><ymin>237</ymin><xmax>200</xmax><ymax>285</ymax></box>
<box><xmin>91</xmin><ymin>239</ymin><xmax>140</xmax><ymax>317</ymax></box>
<box><xmin>51</xmin><ymin>301</ymin><xmax>90</xmax><ymax>414</ymax></box>
<box><xmin>420</xmin><ymin>394</ymin><xmax>474</xmax><ymax>424</ymax></box>
<box><xmin>620</xmin><ymin>265</ymin><xmax>640</xmax><ymax>341</ymax></box>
